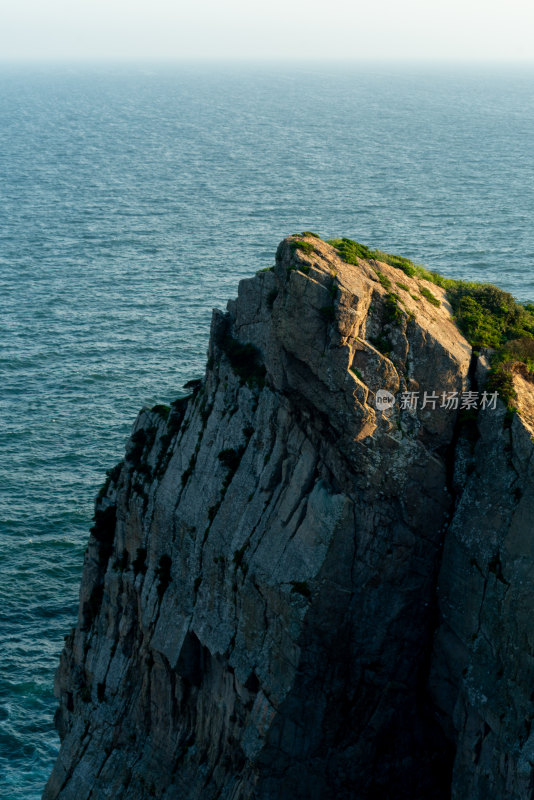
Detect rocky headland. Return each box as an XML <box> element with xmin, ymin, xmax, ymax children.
<box><xmin>44</xmin><ymin>235</ymin><xmax>534</xmax><ymax>800</ymax></box>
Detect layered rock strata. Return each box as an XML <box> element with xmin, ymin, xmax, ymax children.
<box><xmin>44</xmin><ymin>236</ymin><xmax>534</xmax><ymax>800</ymax></box>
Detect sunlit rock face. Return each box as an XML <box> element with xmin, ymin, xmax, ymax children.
<box><xmin>44</xmin><ymin>236</ymin><xmax>534</xmax><ymax>800</ymax></box>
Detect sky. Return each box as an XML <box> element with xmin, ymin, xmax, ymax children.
<box><xmin>1</xmin><ymin>0</ymin><xmax>533</xmax><ymax>62</ymax></box>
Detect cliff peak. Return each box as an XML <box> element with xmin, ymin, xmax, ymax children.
<box><xmin>44</xmin><ymin>235</ymin><xmax>534</xmax><ymax>800</ymax></box>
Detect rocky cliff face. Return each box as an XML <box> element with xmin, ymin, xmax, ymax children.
<box><xmin>43</xmin><ymin>236</ymin><xmax>534</xmax><ymax>800</ymax></box>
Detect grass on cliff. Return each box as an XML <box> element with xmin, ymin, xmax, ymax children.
<box><xmin>329</xmin><ymin>236</ymin><xmax>534</xmax><ymax>407</ymax></box>
<box><xmin>220</xmin><ymin>334</ymin><xmax>266</xmax><ymax>389</ymax></box>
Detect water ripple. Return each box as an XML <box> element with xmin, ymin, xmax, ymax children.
<box><xmin>0</xmin><ymin>62</ymin><xmax>533</xmax><ymax>799</ymax></box>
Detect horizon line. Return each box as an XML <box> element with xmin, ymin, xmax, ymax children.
<box><xmin>1</xmin><ymin>56</ymin><xmax>534</xmax><ymax>66</ymax></box>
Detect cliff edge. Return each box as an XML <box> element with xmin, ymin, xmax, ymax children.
<box><xmin>44</xmin><ymin>235</ymin><xmax>534</xmax><ymax>800</ymax></box>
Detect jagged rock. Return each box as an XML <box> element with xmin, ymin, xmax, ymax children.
<box><xmin>43</xmin><ymin>235</ymin><xmax>534</xmax><ymax>800</ymax></box>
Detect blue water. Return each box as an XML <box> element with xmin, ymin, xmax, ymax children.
<box><xmin>0</xmin><ymin>62</ymin><xmax>533</xmax><ymax>799</ymax></box>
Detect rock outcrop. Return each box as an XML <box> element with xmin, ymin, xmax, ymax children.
<box><xmin>43</xmin><ymin>235</ymin><xmax>534</xmax><ymax>800</ymax></box>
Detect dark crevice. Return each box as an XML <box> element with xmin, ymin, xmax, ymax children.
<box><xmin>409</xmin><ymin>352</ymin><xmax>481</xmax><ymax>797</ymax></box>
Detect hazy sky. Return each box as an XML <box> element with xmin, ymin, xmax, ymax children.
<box><xmin>1</xmin><ymin>0</ymin><xmax>533</xmax><ymax>62</ymax></box>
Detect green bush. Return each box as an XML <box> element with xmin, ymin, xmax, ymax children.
<box><xmin>446</xmin><ymin>283</ymin><xmax>534</xmax><ymax>350</ymax></box>
<box><xmin>374</xmin><ymin>269</ymin><xmax>392</xmax><ymax>291</ymax></box>
<box><xmin>290</xmin><ymin>262</ymin><xmax>311</xmax><ymax>275</ymax></box>
<box><xmin>502</xmin><ymin>337</ymin><xmax>534</xmax><ymax>370</ymax></box>
<box><xmin>486</xmin><ymin>365</ymin><xmax>517</xmax><ymax>408</ymax></box>
<box><xmin>221</xmin><ymin>334</ymin><xmax>266</xmax><ymax>389</ymax></box>
<box><xmin>151</xmin><ymin>404</ymin><xmax>170</xmax><ymax>420</ymax></box>
<box><xmin>369</xmin><ymin>333</ymin><xmax>392</xmax><ymax>356</ymax></box>
<box><xmin>328</xmin><ymin>237</ymin><xmax>373</xmax><ymax>264</ymax></box>
<box><xmin>126</xmin><ymin>427</ymin><xmax>156</xmax><ymax>470</ymax></box>
<box><xmin>97</xmin><ymin>461</ymin><xmax>123</xmax><ymax>500</ymax></box>
<box><xmin>218</xmin><ymin>446</ymin><xmax>245</xmax><ymax>473</ymax></box>
<box><xmin>90</xmin><ymin>506</ymin><xmax>116</xmax><ymax>547</ymax></box>
<box><xmin>290</xmin><ymin>239</ymin><xmax>315</xmax><ymax>256</ymax></box>
<box><xmin>373</xmin><ymin>250</ymin><xmax>418</xmax><ymax>277</ymax></box>
<box><xmin>420</xmin><ymin>287</ymin><xmax>441</xmax><ymax>307</ymax></box>
<box><xmin>383</xmin><ymin>292</ymin><xmax>403</xmax><ymax>324</ymax></box>
<box><xmin>328</xmin><ymin>236</ymin><xmax>534</xmax><ymax>393</ymax></box>
<box><xmin>155</xmin><ymin>396</ymin><xmax>190</xmax><ymax>478</ymax></box>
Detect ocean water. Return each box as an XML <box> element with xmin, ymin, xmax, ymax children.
<box><xmin>0</xmin><ymin>62</ymin><xmax>533</xmax><ymax>799</ymax></box>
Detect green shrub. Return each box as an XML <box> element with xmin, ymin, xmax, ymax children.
<box><xmin>420</xmin><ymin>286</ymin><xmax>441</xmax><ymax>307</ymax></box>
<box><xmin>221</xmin><ymin>335</ymin><xmax>266</xmax><ymax>389</ymax></box>
<box><xmin>155</xmin><ymin>396</ymin><xmax>190</xmax><ymax>477</ymax></box>
<box><xmin>328</xmin><ymin>237</ymin><xmax>373</xmax><ymax>264</ymax></box>
<box><xmin>446</xmin><ymin>283</ymin><xmax>534</xmax><ymax>350</ymax></box>
<box><xmin>330</xmin><ymin>237</ymin><xmax>438</xmax><ymax>284</ymax></box>
<box><xmin>218</xmin><ymin>446</ymin><xmax>245</xmax><ymax>473</ymax></box>
<box><xmin>373</xmin><ymin>250</ymin><xmax>417</xmax><ymax>277</ymax></box>
<box><xmin>290</xmin><ymin>262</ymin><xmax>311</xmax><ymax>275</ymax></box>
<box><xmin>90</xmin><ymin>506</ymin><xmax>116</xmax><ymax>546</ymax></box>
<box><xmin>300</xmin><ymin>231</ymin><xmax>321</xmax><ymax>239</ymax></box>
<box><xmin>97</xmin><ymin>461</ymin><xmax>124</xmax><ymax>500</ymax></box>
<box><xmin>126</xmin><ymin>427</ymin><xmax>157</xmax><ymax>472</ymax></box>
<box><xmin>151</xmin><ymin>404</ymin><xmax>170</xmax><ymax>420</ymax></box>
<box><xmin>374</xmin><ymin>270</ymin><xmax>392</xmax><ymax>291</ymax></box>
<box><xmin>127</xmin><ymin>429</ymin><xmax>147</xmax><ymax>465</ymax></box>
<box><xmin>170</xmin><ymin>396</ymin><xmax>190</xmax><ymax>419</ymax></box>
<box><xmin>183</xmin><ymin>378</ymin><xmax>202</xmax><ymax>393</ymax></box>
<box><xmin>396</xmin><ymin>282</ymin><xmax>410</xmax><ymax>292</ymax></box>
<box><xmin>486</xmin><ymin>366</ymin><xmax>517</xmax><ymax>409</ymax></box>
<box><xmin>501</xmin><ymin>337</ymin><xmax>534</xmax><ymax>370</ymax></box>
<box><xmin>383</xmin><ymin>292</ymin><xmax>403</xmax><ymax>324</ymax></box>
<box><xmin>332</xmin><ymin>237</ymin><xmax>534</xmax><ymax>344</ymax></box>
<box><xmin>369</xmin><ymin>333</ymin><xmax>392</xmax><ymax>356</ymax></box>
<box><xmin>290</xmin><ymin>239</ymin><xmax>315</xmax><ymax>256</ymax></box>
<box><xmin>330</xmin><ymin>234</ymin><xmax>534</xmax><ymax>408</ymax></box>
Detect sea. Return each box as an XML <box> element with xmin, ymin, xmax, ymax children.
<box><xmin>0</xmin><ymin>61</ymin><xmax>533</xmax><ymax>799</ymax></box>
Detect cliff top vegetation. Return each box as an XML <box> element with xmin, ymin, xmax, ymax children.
<box><xmin>307</xmin><ymin>235</ymin><xmax>534</xmax><ymax>409</ymax></box>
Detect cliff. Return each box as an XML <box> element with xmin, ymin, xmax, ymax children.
<box><xmin>44</xmin><ymin>235</ymin><xmax>534</xmax><ymax>800</ymax></box>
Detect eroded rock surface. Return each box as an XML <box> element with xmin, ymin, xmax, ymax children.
<box><xmin>43</xmin><ymin>236</ymin><xmax>533</xmax><ymax>800</ymax></box>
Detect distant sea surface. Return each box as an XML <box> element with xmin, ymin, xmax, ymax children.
<box><xmin>0</xmin><ymin>62</ymin><xmax>533</xmax><ymax>798</ymax></box>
